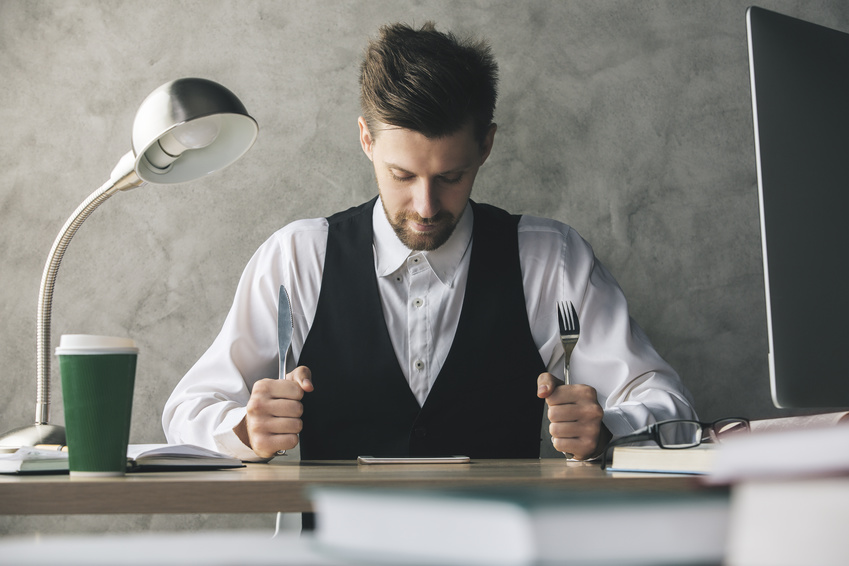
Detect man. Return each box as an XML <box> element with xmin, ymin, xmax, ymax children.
<box><xmin>163</xmin><ymin>22</ymin><xmax>697</xmax><ymax>463</ymax></box>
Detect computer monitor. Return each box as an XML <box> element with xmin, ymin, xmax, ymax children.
<box><xmin>746</xmin><ymin>6</ymin><xmax>849</xmax><ymax>409</ymax></box>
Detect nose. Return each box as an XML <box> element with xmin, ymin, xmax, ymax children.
<box><xmin>412</xmin><ymin>179</ymin><xmax>440</xmax><ymax>219</ymax></box>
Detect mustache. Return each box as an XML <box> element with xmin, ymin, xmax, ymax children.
<box><xmin>398</xmin><ymin>210</ymin><xmax>454</xmax><ymax>225</ymax></box>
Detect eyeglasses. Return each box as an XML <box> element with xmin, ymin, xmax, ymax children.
<box><xmin>600</xmin><ymin>418</ymin><xmax>750</xmax><ymax>470</ymax></box>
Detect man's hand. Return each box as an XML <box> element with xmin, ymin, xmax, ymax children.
<box><xmin>537</xmin><ymin>372</ymin><xmax>611</xmax><ymax>460</ymax></box>
<box><xmin>234</xmin><ymin>366</ymin><xmax>313</xmax><ymax>459</ymax></box>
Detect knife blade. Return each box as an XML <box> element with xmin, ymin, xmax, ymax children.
<box><xmin>276</xmin><ymin>285</ymin><xmax>294</xmax><ymax>457</ymax></box>
<box><xmin>277</xmin><ymin>284</ymin><xmax>294</xmax><ymax>380</ymax></box>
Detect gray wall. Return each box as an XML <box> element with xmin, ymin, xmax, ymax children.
<box><xmin>1</xmin><ymin>0</ymin><xmax>846</xmax><ymax>535</ymax></box>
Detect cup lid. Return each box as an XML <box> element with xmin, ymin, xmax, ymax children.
<box><xmin>55</xmin><ymin>334</ymin><xmax>138</xmax><ymax>355</ymax></box>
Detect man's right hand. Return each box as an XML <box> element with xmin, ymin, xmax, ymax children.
<box><xmin>233</xmin><ymin>366</ymin><xmax>313</xmax><ymax>459</ymax></box>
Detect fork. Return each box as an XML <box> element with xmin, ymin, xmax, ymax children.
<box><xmin>557</xmin><ymin>301</ymin><xmax>580</xmax><ymax>385</ymax></box>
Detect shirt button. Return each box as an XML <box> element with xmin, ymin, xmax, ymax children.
<box><xmin>413</xmin><ymin>298</ymin><xmax>424</xmax><ymax>308</ymax></box>
<box><xmin>414</xmin><ymin>360</ymin><xmax>424</xmax><ymax>370</ymax></box>
<box><xmin>412</xmin><ymin>257</ymin><xmax>421</xmax><ymax>264</ymax></box>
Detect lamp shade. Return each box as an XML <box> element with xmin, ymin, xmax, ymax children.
<box><xmin>132</xmin><ymin>78</ymin><xmax>258</xmax><ymax>184</ymax></box>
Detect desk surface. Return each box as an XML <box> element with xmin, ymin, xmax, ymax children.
<box><xmin>0</xmin><ymin>458</ymin><xmax>708</xmax><ymax>515</ymax></box>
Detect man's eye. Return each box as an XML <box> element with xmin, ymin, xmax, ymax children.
<box><xmin>439</xmin><ymin>174</ymin><xmax>463</xmax><ymax>184</ymax></box>
<box><xmin>390</xmin><ymin>172</ymin><xmax>414</xmax><ymax>182</ymax></box>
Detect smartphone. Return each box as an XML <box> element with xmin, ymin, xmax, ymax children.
<box><xmin>357</xmin><ymin>455</ymin><xmax>470</xmax><ymax>464</ymax></box>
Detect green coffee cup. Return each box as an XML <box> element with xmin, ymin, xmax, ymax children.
<box><xmin>57</xmin><ymin>334</ymin><xmax>138</xmax><ymax>477</ymax></box>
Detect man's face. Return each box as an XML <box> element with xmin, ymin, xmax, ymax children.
<box><xmin>359</xmin><ymin>118</ymin><xmax>496</xmax><ymax>251</ymax></box>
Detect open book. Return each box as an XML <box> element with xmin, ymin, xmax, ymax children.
<box><xmin>126</xmin><ymin>444</ymin><xmax>243</xmax><ymax>471</ymax></box>
<box><xmin>0</xmin><ymin>444</ymin><xmax>243</xmax><ymax>474</ymax></box>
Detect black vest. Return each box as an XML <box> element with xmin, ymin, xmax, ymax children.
<box><xmin>297</xmin><ymin>198</ymin><xmax>545</xmax><ymax>459</ymax></box>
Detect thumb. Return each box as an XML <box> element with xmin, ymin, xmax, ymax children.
<box><xmin>537</xmin><ymin>372</ymin><xmax>563</xmax><ymax>399</ymax></box>
<box><xmin>286</xmin><ymin>365</ymin><xmax>314</xmax><ymax>392</ymax></box>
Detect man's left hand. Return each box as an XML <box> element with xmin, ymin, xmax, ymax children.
<box><xmin>537</xmin><ymin>372</ymin><xmax>611</xmax><ymax>460</ymax></box>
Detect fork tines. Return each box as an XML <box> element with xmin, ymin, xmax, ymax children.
<box><xmin>557</xmin><ymin>301</ymin><xmax>580</xmax><ymax>336</ymax></box>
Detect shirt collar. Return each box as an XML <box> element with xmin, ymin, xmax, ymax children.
<box><xmin>373</xmin><ymin>197</ymin><xmax>474</xmax><ymax>288</ymax></box>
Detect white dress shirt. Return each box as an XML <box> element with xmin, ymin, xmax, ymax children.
<box><xmin>162</xmin><ymin>198</ymin><xmax>697</xmax><ymax>461</ymax></box>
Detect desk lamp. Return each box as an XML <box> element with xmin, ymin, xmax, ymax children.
<box><xmin>0</xmin><ymin>78</ymin><xmax>258</xmax><ymax>449</ymax></box>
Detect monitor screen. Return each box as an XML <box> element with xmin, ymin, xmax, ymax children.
<box><xmin>746</xmin><ymin>6</ymin><xmax>849</xmax><ymax>409</ymax></box>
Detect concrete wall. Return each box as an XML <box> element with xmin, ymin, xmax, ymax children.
<box><xmin>1</xmin><ymin>0</ymin><xmax>846</xmax><ymax>535</ymax></box>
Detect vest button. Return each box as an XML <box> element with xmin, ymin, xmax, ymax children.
<box><xmin>414</xmin><ymin>426</ymin><xmax>427</xmax><ymax>438</ymax></box>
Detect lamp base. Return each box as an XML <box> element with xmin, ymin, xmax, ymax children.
<box><xmin>0</xmin><ymin>423</ymin><xmax>65</xmax><ymax>453</ymax></box>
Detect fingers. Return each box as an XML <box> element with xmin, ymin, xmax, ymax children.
<box><xmin>550</xmin><ymin>434</ymin><xmax>598</xmax><ymax>460</ymax></box>
<box><xmin>538</xmin><ymin>371</ymin><xmax>598</xmax><ymax>407</ymax></box>
<box><xmin>249</xmin><ymin>432</ymin><xmax>300</xmax><ymax>459</ymax></box>
<box><xmin>253</xmin><ymin>374</ymin><xmax>307</xmax><ymax>400</ymax></box>
<box><xmin>247</xmin><ymin>392</ymin><xmax>305</xmax><ymax>422</ymax></box>
<box><xmin>538</xmin><ymin>375</ymin><xmax>604</xmax><ymax>460</ymax></box>
<box><xmin>548</xmin><ymin>410</ymin><xmax>603</xmax><ymax>458</ymax></box>
<box><xmin>285</xmin><ymin>365</ymin><xmax>314</xmax><ymax>392</ymax></box>
<box><xmin>547</xmin><ymin>398</ymin><xmax>603</xmax><ymax>460</ymax></box>
<box><xmin>550</xmin><ymin>419</ymin><xmax>613</xmax><ymax>461</ymax></box>
<box><xmin>537</xmin><ymin>372</ymin><xmax>563</xmax><ymax>399</ymax></box>
<box><xmin>241</xmin><ymin>370</ymin><xmax>312</xmax><ymax>459</ymax></box>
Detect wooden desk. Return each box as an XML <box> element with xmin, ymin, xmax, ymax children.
<box><xmin>0</xmin><ymin>458</ymin><xmax>708</xmax><ymax>515</ymax></box>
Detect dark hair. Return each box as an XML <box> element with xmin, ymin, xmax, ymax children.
<box><xmin>359</xmin><ymin>22</ymin><xmax>498</xmax><ymax>145</ymax></box>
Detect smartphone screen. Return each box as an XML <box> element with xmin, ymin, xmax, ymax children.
<box><xmin>357</xmin><ymin>455</ymin><xmax>471</xmax><ymax>464</ymax></box>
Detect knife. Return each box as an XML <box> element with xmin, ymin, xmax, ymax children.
<box><xmin>277</xmin><ymin>284</ymin><xmax>294</xmax><ymax>381</ymax></box>
<box><xmin>276</xmin><ymin>284</ymin><xmax>294</xmax><ymax>456</ymax></box>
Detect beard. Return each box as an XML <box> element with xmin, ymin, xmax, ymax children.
<box><xmin>382</xmin><ymin>205</ymin><xmax>459</xmax><ymax>252</ymax></box>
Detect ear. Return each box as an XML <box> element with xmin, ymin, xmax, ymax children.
<box><xmin>479</xmin><ymin>123</ymin><xmax>497</xmax><ymax>165</ymax></box>
<box><xmin>358</xmin><ymin>117</ymin><xmax>375</xmax><ymax>161</ymax></box>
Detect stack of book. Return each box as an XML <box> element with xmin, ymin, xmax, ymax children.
<box><xmin>309</xmin><ymin>485</ymin><xmax>730</xmax><ymax>565</ymax></box>
<box><xmin>707</xmin><ymin>416</ymin><xmax>849</xmax><ymax>565</ymax></box>
<box><xmin>605</xmin><ymin>411</ymin><xmax>849</xmax><ymax>476</ymax></box>
<box><xmin>606</xmin><ymin>444</ymin><xmax>717</xmax><ymax>475</ymax></box>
